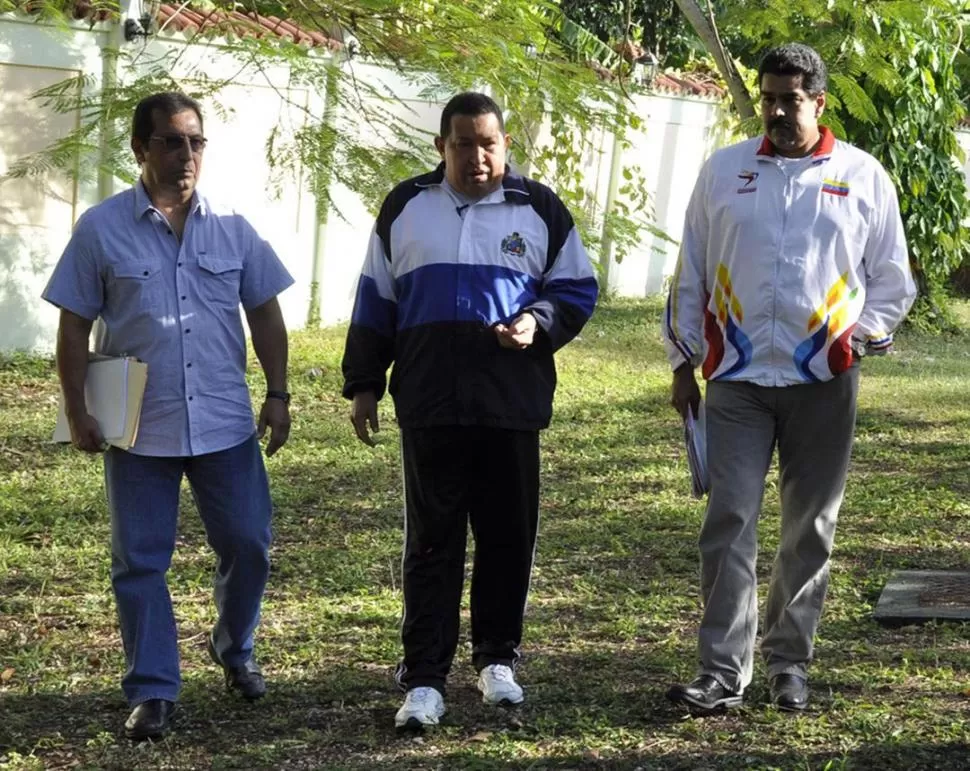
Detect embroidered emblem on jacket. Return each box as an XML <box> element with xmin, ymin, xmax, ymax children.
<box><xmin>736</xmin><ymin>170</ymin><xmax>758</xmax><ymax>194</ymax></box>
<box><xmin>822</xmin><ymin>178</ymin><xmax>850</xmax><ymax>197</ymax></box>
<box><xmin>501</xmin><ymin>232</ymin><xmax>527</xmax><ymax>257</ymax></box>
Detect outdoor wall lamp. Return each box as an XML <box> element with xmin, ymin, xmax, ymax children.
<box><xmin>123</xmin><ymin>13</ymin><xmax>154</xmax><ymax>41</ymax></box>
<box><xmin>633</xmin><ymin>51</ymin><xmax>661</xmax><ymax>88</ymax></box>
<box><xmin>123</xmin><ymin>0</ymin><xmax>160</xmax><ymax>42</ymax></box>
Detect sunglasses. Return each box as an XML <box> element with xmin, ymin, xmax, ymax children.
<box><xmin>149</xmin><ymin>134</ymin><xmax>208</xmax><ymax>153</ymax></box>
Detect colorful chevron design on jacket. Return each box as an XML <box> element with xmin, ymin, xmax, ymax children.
<box><xmin>702</xmin><ymin>263</ymin><xmax>752</xmax><ymax>379</ymax></box>
<box><xmin>793</xmin><ymin>272</ymin><xmax>859</xmax><ymax>381</ymax></box>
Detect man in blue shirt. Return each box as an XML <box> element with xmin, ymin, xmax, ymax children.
<box><xmin>42</xmin><ymin>92</ymin><xmax>294</xmax><ymax>740</ymax></box>
<box><xmin>342</xmin><ymin>92</ymin><xmax>598</xmax><ymax>730</ymax></box>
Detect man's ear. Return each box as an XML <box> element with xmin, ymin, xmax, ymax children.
<box><xmin>434</xmin><ymin>136</ymin><xmax>445</xmax><ymax>158</ymax></box>
<box><xmin>504</xmin><ymin>133</ymin><xmax>512</xmax><ymax>151</ymax></box>
<box><xmin>131</xmin><ymin>137</ymin><xmax>146</xmax><ymax>164</ymax></box>
<box><xmin>814</xmin><ymin>91</ymin><xmax>826</xmax><ymax>119</ymax></box>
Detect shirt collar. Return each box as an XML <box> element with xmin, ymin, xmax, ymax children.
<box><xmin>755</xmin><ymin>125</ymin><xmax>836</xmax><ymax>159</ymax></box>
<box><xmin>501</xmin><ymin>166</ymin><xmax>531</xmax><ymax>204</ymax></box>
<box><xmin>133</xmin><ymin>179</ymin><xmax>208</xmax><ymax>220</ymax></box>
<box><xmin>417</xmin><ymin>163</ymin><xmax>531</xmax><ymax>205</ymax></box>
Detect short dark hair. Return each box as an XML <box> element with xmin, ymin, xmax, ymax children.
<box><xmin>132</xmin><ymin>92</ymin><xmax>204</xmax><ymax>143</ymax></box>
<box><xmin>757</xmin><ymin>43</ymin><xmax>828</xmax><ymax>96</ymax></box>
<box><xmin>439</xmin><ymin>92</ymin><xmax>504</xmax><ymax>139</ymax></box>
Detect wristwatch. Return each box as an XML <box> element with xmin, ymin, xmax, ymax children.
<box><xmin>849</xmin><ymin>338</ymin><xmax>867</xmax><ymax>359</ymax></box>
<box><xmin>266</xmin><ymin>390</ymin><xmax>291</xmax><ymax>405</ymax></box>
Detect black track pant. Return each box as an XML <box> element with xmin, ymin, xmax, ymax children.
<box><xmin>395</xmin><ymin>426</ymin><xmax>540</xmax><ymax>695</ymax></box>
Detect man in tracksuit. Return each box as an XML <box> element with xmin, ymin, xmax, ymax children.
<box><xmin>664</xmin><ymin>44</ymin><xmax>915</xmax><ymax>713</ymax></box>
<box><xmin>341</xmin><ymin>92</ymin><xmax>598</xmax><ymax>730</ymax></box>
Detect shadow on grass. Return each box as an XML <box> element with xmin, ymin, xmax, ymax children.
<box><xmin>837</xmin><ymin>541</ymin><xmax>970</xmax><ymax>575</ymax></box>
<box><xmin>0</xmin><ymin>646</ymin><xmax>706</xmax><ymax>769</ymax></box>
<box><xmin>852</xmin><ymin>442</ymin><xmax>970</xmax><ymax>496</ymax></box>
<box><xmin>0</xmin><ymin>667</ymin><xmax>394</xmax><ymax>767</ymax></box>
<box><xmin>4</xmin><ymin>679</ymin><xmax>965</xmax><ymax>770</ymax></box>
<box><xmin>504</xmin><ymin>741</ymin><xmax>970</xmax><ymax>771</ymax></box>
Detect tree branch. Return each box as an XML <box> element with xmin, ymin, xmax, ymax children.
<box><xmin>672</xmin><ymin>0</ymin><xmax>754</xmax><ymax>120</ymax></box>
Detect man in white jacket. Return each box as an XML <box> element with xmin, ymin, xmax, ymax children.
<box><xmin>663</xmin><ymin>43</ymin><xmax>915</xmax><ymax>713</ymax></box>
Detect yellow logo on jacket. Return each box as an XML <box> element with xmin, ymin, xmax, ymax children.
<box><xmin>807</xmin><ymin>272</ymin><xmax>857</xmax><ymax>338</ymax></box>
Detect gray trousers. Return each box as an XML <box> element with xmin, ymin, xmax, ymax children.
<box><xmin>698</xmin><ymin>367</ymin><xmax>859</xmax><ymax>693</ymax></box>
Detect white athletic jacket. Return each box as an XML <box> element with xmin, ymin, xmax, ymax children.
<box><xmin>664</xmin><ymin>127</ymin><xmax>916</xmax><ymax>385</ymax></box>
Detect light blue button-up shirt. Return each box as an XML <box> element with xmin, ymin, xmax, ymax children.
<box><xmin>43</xmin><ymin>182</ymin><xmax>294</xmax><ymax>457</ymax></box>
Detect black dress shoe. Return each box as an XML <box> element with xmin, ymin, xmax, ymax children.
<box><xmin>770</xmin><ymin>674</ymin><xmax>810</xmax><ymax>712</ymax></box>
<box><xmin>667</xmin><ymin>675</ymin><xmax>743</xmax><ymax>712</ymax></box>
<box><xmin>124</xmin><ymin>699</ymin><xmax>176</xmax><ymax>740</ymax></box>
<box><xmin>207</xmin><ymin>636</ymin><xmax>267</xmax><ymax>701</ymax></box>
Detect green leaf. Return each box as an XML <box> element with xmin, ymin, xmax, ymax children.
<box><xmin>830</xmin><ymin>74</ymin><xmax>879</xmax><ymax>124</ymax></box>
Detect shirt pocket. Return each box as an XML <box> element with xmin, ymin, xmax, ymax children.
<box><xmin>198</xmin><ymin>254</ymin><xmax>243</xmax><ymax>308</ymax></box>
<box><xmin>111</xmin><ymin>263</ymin><xmax>163</xmax><ymax>307</ymax></box>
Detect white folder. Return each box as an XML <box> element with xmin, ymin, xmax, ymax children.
<box><xmin>684</xmin><ymin>399</ymin><xmax>709</xmax><ymax>498</ymax></box>
<box><xmin>53</xmin><ymin>355</ymin><xmax>148</xmax><ymax>451</ymax></box>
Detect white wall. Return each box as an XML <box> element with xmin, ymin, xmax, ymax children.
<box><xmin>0</xmin><ymin>12</ymin><xmax>726</xmax><ymax>352</ymax></box>
<box><xmin>604</xmin><ymin>93</ymin><xmax>723</xmax><ymax>297</ymax></box>
<box><xmin>0</xmin><ymin>16</ymin><xmax>105</xmax><ymax>351</ymax></box>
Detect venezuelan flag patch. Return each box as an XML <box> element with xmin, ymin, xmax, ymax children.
<box><xmin>822</xmin><ymin>178</ymin><xmax>850</xmax><ymax>197</ymax></box>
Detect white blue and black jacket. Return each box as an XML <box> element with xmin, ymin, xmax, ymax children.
<box><xmin>342</xmin><ymin>164</ymin><xmax>598</xmax><ymax>430</ymax></box>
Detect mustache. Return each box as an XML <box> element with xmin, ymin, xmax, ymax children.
<box><xmin>769</xmin><ymin>118</ymin><xmax>792</xmax><ymax>131</ymax></box>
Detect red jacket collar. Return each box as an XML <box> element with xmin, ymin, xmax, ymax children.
<box><xmin>756</xmin><ymin>125</ymin><xmax>835</xmax><ymax>158</ymax></box>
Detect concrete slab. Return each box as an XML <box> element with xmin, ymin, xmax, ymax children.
<box><xmin>874</xmin><ymin>570</ymin><xmax>970</xmax><ymax>626</ymax></box>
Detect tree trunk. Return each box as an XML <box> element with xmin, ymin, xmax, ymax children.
<box><xmin>672</xmin><ymin>0</ymin><xmax>755</xmax><ymax>121</ymax></box>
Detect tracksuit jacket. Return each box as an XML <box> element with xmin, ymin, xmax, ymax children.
<box><xmin>664</xmin><ymin>127</ymin><xmax>916</xmax><ymax>385</ymax></box>
<box><xmin>342</xmin><ymin>164</ymin><xmax>599</xmax><ymax>428</ymax></box>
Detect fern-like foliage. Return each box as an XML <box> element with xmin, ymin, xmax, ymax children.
<box><xmin>830</xmin><ymin>73</ymin><xmax>879</xmax><ymax>124</ymax></box>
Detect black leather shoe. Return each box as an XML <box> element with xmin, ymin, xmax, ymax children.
<box><xmin>667</xmin><ymin>675</ymin><xmax>743</xmax><ymax>712</ymax></box>
<box><xmin>207</xmin><ymin>636</ymin><xmax>267</xmax><ymax>701</ymax></box>
<box><xmin>770</xmin><ymin>674</ymin><xmax>809</xmax><ymax>712</ymax></box>
<box><xmin>124</xmin><ymin>699</ymin><xmax>176</xmax><ymax>740</ymax></box>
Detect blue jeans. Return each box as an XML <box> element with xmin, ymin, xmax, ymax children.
<box><xmin>103</xmin><ymin>434</ymin><xmax>272</xmax><ymax>705</ymax></box>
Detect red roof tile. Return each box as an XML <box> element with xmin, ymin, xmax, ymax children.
<box><xmin>54</xmin><ymin>3</ymin><xmax>724</xmax><ymax>99</ymax></box>
<box><xmin>155</xmin><ymin>4</ymin><xmax>340</xmax><ymax>50</ymax></box>
<box><xmin>654</xmin><ymin>72</ymin><xmax>725</xmax><ymax>98</ymax></box>
<box><xmin>45</xmin><ymin>1</ymin><xmax>340</xmax><ymax>49</ymax></box>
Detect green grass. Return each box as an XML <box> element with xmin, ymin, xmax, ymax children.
<box><xmin>1</xmin><ymin>298</ymin><xmax>969</xmax><ymax>770</ymax></box>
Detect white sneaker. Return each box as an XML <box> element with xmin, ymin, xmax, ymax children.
<box><xmin>394</xmin><ymin>686</ymin><xmax>445</xmax><ymax>730</ymax></box>
<box><xmin>477</xmin><ymin>664</ymin><xmax>525</xmax><ymax>705</ymax></box>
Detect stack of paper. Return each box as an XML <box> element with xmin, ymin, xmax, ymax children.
<box><xmin>684</xmin><ymin>399</ymin><xmax>709</xmax><ymax>498</ymax></box>
<box><xmin>53</xmin><ymin>355</ymin><xmax>148</xmax><ymax>451</ymax></box>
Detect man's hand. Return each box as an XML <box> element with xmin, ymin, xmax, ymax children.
<box><xmin>494</xmin><ymin>312</ymin><xmax>537</xmax><ymax>350</ymax></box>
<box><xmin>671</xmin><ymin>363</ymin><xmax>701</xmax><ymax>420</ymax></box>
<box><xmin>258</xmin><ymin>398</ymin><xmax>291</xmax><ymax>457</ymax></box>
<box><xmin>67</xmin><ymin>410</ymin><xmax>106</xmax><ymax>453</ymax></box>
<box><xmin>351</xmin><ymin>391</ymin><xmax>379</xmax><ymax>446</ymax></box>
